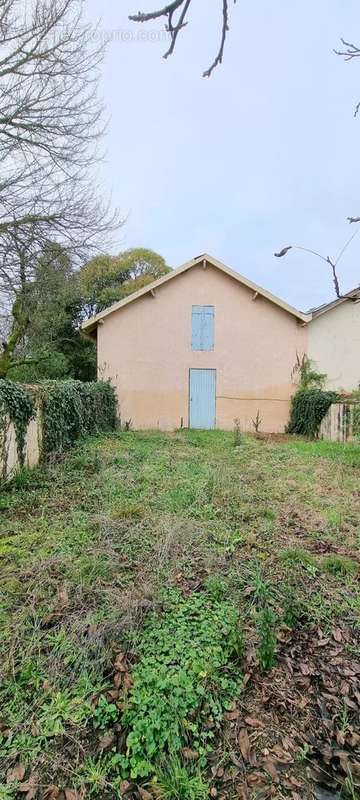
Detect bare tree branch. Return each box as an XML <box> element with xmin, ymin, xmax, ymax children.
<box><xmin>335</xmin><ymin>38</ymin><xmax>360</xmax><ymax>61</ymax></box>
<box><xmin>203</xmin><ymin>0</ymin><xmax>231</xmax><ymax>78</ymax></box>
<box><xmin>129</xmin><ymin>0</ymin><xmax>237</xmax><ymax>77</ymax></box>
<box><xmin>274</xmin><ymin>227</ymin><xmax>360</xmax><ymax>300</ymax></box>
<box><xmin>335</xmin><ymin>38</ymin><xmax>360</xmax><ymax>116</ymax></box>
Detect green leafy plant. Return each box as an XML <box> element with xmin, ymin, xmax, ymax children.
<box><xmin>203</xmin><ymin>574</ymin><xmax>228</xmax><ymax>600</ymax></box>
<box><xmin>93</xmin><ymin>695</ymin><xmax>120</xmax><ymax>730</ymax></box>
<box><xmin>287</xmin><ymin>356</ymin><xmax>338</xmax><ymax>438</ymax></box>
<box><xmin>250</xmin><ymin>561</ymin><xmax>273</xmax><ymax>605</ymax></box>
<box><xmin>0</xmin><ymin>380</ymin><xmax>35</xmax><ymax>476</ymax></box>
<box><xmin>291</xmin><ymin>354</ymin><xmax>326</xmax><ymax>390</ymax></box>
<box><xmin>153</xmin><ymin>757</ymin><xmax>209</xmax><ymax>800</ymax></box>
<box><xmin>119</xmin><ymin>590</ymin><xmax>242</xmax><ymax>779</ymax></box>
<box><xmin>257</xmin><ymin>606</ymin><xmax>277</xmax><ymax>671</ymax></box>
<box><xmin>39</xmin><ymin>379</ymin><xmax>117</xmax><ymax>453</ymax></box>
<box><xmin>0</xmin><ymin>785</ymin><xmax>16</xmax><ymax>800</ymax></box>
<box><xmin>76</xmin><ymin>755</ymin><xmax>112</xmax><ymax>797</ymax></box>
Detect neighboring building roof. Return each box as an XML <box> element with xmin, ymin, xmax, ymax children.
<box><xmin>81</xmin><ymin>253</ymin><xmax>311</xmax><ymax>336</ymax></box>
<box><xmin>309</xmin><ymin>287</ymin><xmax>360</xmax><ymax>319</ymax></box>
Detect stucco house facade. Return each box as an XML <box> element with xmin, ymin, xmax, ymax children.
<box><xmin>308</xmin><ymin>289</ymin><xmax>360</xmax><ymax>393</ymax></box>
<box><xmin>83</xmin><ymin>254</ymin><xmax>311</xmax><ymax>432</ymax></box>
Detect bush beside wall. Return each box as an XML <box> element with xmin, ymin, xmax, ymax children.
<box><xmin>287</xmin><ymin>388</ymin><xmax>338</xmax><ymax>439</ymax></box>
<box><xmin>40</xmin><ymin>379</ymin><xmax>117</xmax><ymax>453</ymax></box>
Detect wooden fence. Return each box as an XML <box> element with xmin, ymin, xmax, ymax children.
<box><xmin>319</xmin><ymin>402</ymin><xmax>359</xmax><ymax>443</ymax></box>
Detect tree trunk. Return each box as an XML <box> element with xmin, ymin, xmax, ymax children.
<box><xmin>0</xmin><ymin>294</ymin><xmax>29</xmax><ymax>378</ymax></box>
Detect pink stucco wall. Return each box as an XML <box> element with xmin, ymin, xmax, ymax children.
<box><xmin>97</xmin><ymin>262</ymin><xmax>308</xmax><ymax>432</ymax></box>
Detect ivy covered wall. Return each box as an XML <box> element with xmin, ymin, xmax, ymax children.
<box><xmin>0</xmin><ymin>379</ymin><xmax>117</xmax><ymax>482</ymax></box>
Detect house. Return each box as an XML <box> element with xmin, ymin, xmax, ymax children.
<box><xmin>308</xmin><ymin>288</ymin><xmax>360</xmax><ymax>393</ymax></box>
<box><xmin>82</xmin><ymin>254</ymin><xmax>311</xmax><ymax>432</ymax></box>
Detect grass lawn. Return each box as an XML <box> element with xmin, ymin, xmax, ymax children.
<box><xmin>0</xmin><ymin>430</ymin><xmax>359</xmax><ymax>800</ymax></box>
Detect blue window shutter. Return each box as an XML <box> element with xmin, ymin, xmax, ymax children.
<box><xmin>192</xmin><ymin>306</ymin><xmax>214</xmax><ymax>350</ymax></box>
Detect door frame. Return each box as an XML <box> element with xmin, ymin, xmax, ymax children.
<box><xmin>188</xmin><ymin>368</ymin><xmax>217</xmax><ymax>429</ymax></box>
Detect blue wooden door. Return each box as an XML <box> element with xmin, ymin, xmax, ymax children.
<box><xmin>189</xmin><ymin>369</ymin><xmax>216</xmax><ymax>429</ymax></box>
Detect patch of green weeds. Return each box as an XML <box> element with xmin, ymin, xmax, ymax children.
<box><xmin>93</xmin><ymin>695</ymin><xmax>120</xmax><ymax>730</ymax></box>
<box><xmin>118</xmin><ymin>589</ymin><xmax>243</xmax><ymax>779</ymax></box>
<box><xmin>245</xmin><ymin>562</ymin><xmax>278</xmax><ymax>670</ymax></box>
<box><xmin>280</xmin><ymin>547</ymin><xmax>318</xmax><ymax>574</ymax></box>
<box><xmin>250</xmin><ymin>561</ymin><xmax>273</xmax><ymax>604</ymax></box>
<box><xmin>257</xmin><ymin>606</ymin><xmax>277</xmax><ymax>672</ymax></box>
<box><xmin>280</xmin><ymin>439</ymin><xmax>360</xmax><ymax>467</ymax></box>
<box><xmin>322</xmin><ymin>555</ymin><xmax>358</xmax><ymax>577</ymax></box>
<box><xmin>153</xmin><ymin>756</ymin><xmax>209</xmax><ymax>800</ymax></box>
<box><xmin>37</xmin><ymin>690</ymin><xmax>90</xmax><ymax>737</ymax></box>
<box><xmin>203</xmin><ymin>574</ymin><xmax>228</xmax><ymax>600</ymax></box>
<box><xmin>0</xmin><ymin>784</ymin><xmax>16</xmax><ymax>800</ymax></box>
<box><xmin>325</xmin><ymin>507</ymin><xmax>344</xmax><ymax>531</ymax></box>
<box><xmin>76</xmin><ymin>755</ymin><xmax>114</xmax><ymax>797</ymax></box>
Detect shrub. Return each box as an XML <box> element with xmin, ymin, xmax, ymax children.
<box><xmin>40</xmin><ymin>379</ymin><xmax>117</xmax><ymax>454</ymax></box>
<box><xmin>291</xmin><ymin>354</ymin><xmax>326</xmax><ymax>390</ymax></box>
<box><xmin>0</xmin><ymin>380</ymin><xmax>35</xmax><ymax>469</ymax></box>
<box><xmin>287</xmin><ymin>389</ymin><xmax>338</xmax><ymax>438</ymax></box>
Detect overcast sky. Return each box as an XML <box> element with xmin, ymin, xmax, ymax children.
<box><xmin>84</xmin><ymin>0</ymin><xmax>360</xmax><ymax>311</ymax></box>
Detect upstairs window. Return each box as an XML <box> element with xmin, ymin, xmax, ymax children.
<box><xmin>191</xmin><ymin>305</ymin><xmax>215</xmax><ymax>351</ymax></box>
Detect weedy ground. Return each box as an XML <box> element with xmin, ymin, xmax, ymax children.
<box><xmin>0</xmin><ymin>430</ymin><xmax>359</xmax><ymax>800</ymax></box>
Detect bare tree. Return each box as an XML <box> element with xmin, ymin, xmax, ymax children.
<box><xmin>129</xmin><ymin>0</ymin><xmax>237</xmax><ymax>77</ymax></box>
<box><xmin>0</xmin><ymin>0</ymin><xmax>121</xmax><ymax>376</ymax></box>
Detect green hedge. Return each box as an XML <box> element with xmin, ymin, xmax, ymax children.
<box><xmin>287</xmin><ymin>388</ymin><xmax>338</xmax><ymax>438</ymax></box>
<box><xmin>0</xmin><ymin>379</ymin><xmax>117</xmax><ymax>468</ymax></box>
<box><xmin>40</xmin><ymin>379</ymin><xmax>117</xmax><ymax>453</ymax></box>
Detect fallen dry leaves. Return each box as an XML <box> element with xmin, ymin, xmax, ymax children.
<box><xmin>212</xmin><ymin>623</ymin><xmax>360</xmax><ymax>799</ymax></box>
<box><xmin>18</xmin><ymin>773</ymin><xmax>39</xmax><ymax>799</ymax></box>
<box><xmin>6</xmin><ymin>762</ymin><xmax>26</xmax><ymax>783</ymax></box>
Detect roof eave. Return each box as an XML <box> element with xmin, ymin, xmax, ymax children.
<box><xmin>310</xmin><ymin>289</ymin><xmax>360</xmax><ymax>319</ymax></box>
<box><xmin>81</xmin><ymin>253</ymin><xmax>310</xmax><ymax>332</ymax></box>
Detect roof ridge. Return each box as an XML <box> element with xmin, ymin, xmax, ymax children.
<box><xmin>81</xmin><ymin>253</ymin><xmax>311</xmax><ymax>335</ymax></box>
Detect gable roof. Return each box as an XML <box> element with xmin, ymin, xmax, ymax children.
<box><xmin>309</xmin><ymin>287</ymin><xmax>360</xmax><ymax>319</ymax></box>
<box><xmin>81</xmin><ymin>253</ymin><xmax>311</xmax><ymax>335</ymax></box>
